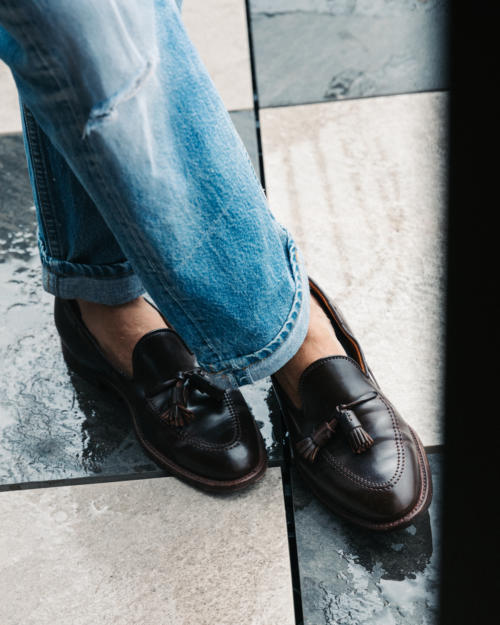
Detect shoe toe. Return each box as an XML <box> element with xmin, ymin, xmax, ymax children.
<box><xmin>140</xmin><ymin>388</ymin><xmax>267</xmax><ymax>486</ymax></box>
<box><xmin>186</xmin><ymin>389</ymin><xmax>266</xmax><ymax>482</ymax></box>
<box><xmin>299</xmin><ymin>423</ymin><xmax>431</xmax><ymax>529</ymax></box>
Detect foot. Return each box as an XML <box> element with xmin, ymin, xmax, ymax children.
<box><xmin>55</xmin><ymin>297</ymin><xmax>268</xmax><ymax>492</ymax></box>
<box><xmin>75</xmin><ymin>296</ymin><xmax>168</xmax><ymax>378</ymax></box>
<box><xmin>271</xmin><ymin>279</ymin><xmax>433</xmax><ymax>531</ymax></box>
<box><xmin>274</xmin><ymin>294</ymin><xmax>346</xmax><ymax>409</ymax></box>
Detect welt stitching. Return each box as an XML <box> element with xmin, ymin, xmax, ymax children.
<box><xmin>322</xmin><ymin>394</ymin><xmax>405</xmax><ymax>490</ymax></box>
<box><xmin>371</xmin><ymin>430</ymin><xmax>429</xmax><ymax>529</ymax></box>
<box><xmin>177</xmin><ymin>393</ymin><xmax>240</xmax><ymax>451</ymax></box>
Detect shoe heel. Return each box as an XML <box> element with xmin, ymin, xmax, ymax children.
<box><xmin>61</xmin><ymin>342</ymin><xmax>110</xmax><ymax>392</ymax></box>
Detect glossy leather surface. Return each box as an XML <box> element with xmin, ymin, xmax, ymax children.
<box><xmin>54</xmin><ymin>297</ymin><xmax>267</xmax><ymax>490</ymax></box>
<box><xmin>272</xmin><ymin>278</ymin><xmax>432</xmax><ymax>530</ymax></box>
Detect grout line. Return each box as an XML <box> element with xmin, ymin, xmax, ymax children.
<box><xmin>0</xmin><ymin>458</ymin><xmax>284</xmax><ymax>493</ymax></box>
<box><xmin>0</xmin><ymin>470</ymin><xmax>168</xmax><ymax>493</ymax></box>
<box><xmin>244</xmin><ymin>0</ymin><xmax>266</xmax><ymax>194</ymax></box>
<box><xmin>281</xmin><ymin>435</ymin><xmax>305</xmax><ymax>625</ymax></box>
<box><xmin>0</xmin><ymin>445</ymin><xmax>440</xmax><ymax>493</ymax></box>
<box><xmin>425</xmin><ymin>444</ymin><xmax>444</xmax><ymax>454</ymax></box>
<box><xmin>244</xmin><ymin>4</ymin><xmax>301</xmax><ymax>621</ymax></box>
<box><xmin>227</xmin><ymin>107</ymin><xmax>256</xmax><ymax>115</ymax></box>
<box><xmin>258</xmin><ymin>88</ymin><xmax>450</xmax><ymax>112</ymax></box>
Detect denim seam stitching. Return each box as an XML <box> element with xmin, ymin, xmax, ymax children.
<box><xmin>11</xmin><ymin>7</ymin><xmax>223</xmax><ymax>361</ymax></box>
<box><xmin>22</xmin><ymin>106</ymin><xmax>64</xmax><ymax>258</ymax></box>
<box><xmin>87</xmin><ymin>144</ymin><xmax>225</xmax><ymax>363</ymax></box>
<box><xmin>12</xmin><ymin>4</ymin><xmax>97</xmax><ymax>272</ymax></box>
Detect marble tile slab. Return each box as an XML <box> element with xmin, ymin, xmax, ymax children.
<box><xmin>0</xmin><ymin>61</ymin><xmax>21</xmax><ymax>133</ymax></box>
<box><xmin>0</xmin><ymin>0</ymin><xmax>254</xmax><ymax>122</ymax></box>
<box><xmin>260</xmin><ymin>92</ymin><xmax>448</xmax><ymax>446</ymax></box>
<box><xmin>291</xmin><ymin>452</ymin><xmax>442</xmax><ymax>625</ymax></box>
<box><xmin>229</xmin><ymin>109</ymin><xmax>261</xmax><ymax>180</ymax></box>
<box><xmin>250</xmin><ymin>0</ymin><xmax>449</xmax><ymax>107</ymax></box>
<box><xmin>0</xmin><ymin>468</ymin><xmax>295</xmax><ymax>625</ymax></box>
<box><xmin>182</xmin><ymin>0</ymin><xmax>254</xmax><ymax>111</ymax></box>
<box><xmin>0</xmin><ymin>130</ymin><xmax>280</xmax><ymax>486</ymax></box>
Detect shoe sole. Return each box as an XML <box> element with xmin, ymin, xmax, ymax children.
<box><xmin>61</xmin><ymin>341</ymin><xmax>268</xmax><ymax>493</ymax></box>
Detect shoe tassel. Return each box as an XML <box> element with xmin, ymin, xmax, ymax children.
<box><xmin>160</xmin><ymin>381</ymin><xmax>196</xmax><ymax>427</ymax></box>
<box><xmin>296</xmin><ymin>391</ymin><xmax>377</xmax><ymax>462</ymax></box>
<box><xmin>296</xmin><ymin>418</ymin><xmax>338</xmax><ymax>462</ymax></box>
<box><xmin>148</xmin><ymin>369</ymin><xmax>226</xmax><ymax>427</ymax></box>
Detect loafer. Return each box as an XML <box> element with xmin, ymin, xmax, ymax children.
<box><xmin>54</xmin><ymin>296</ymin><xmax>267</xmax><ymax>492</ymax></box>
<box><xmin>272</xmin><ymin>278</ymin><xmax>432</xmax><ymax>531</ymax></box>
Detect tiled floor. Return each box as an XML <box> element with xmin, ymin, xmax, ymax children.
<box><xmin>1</xmin><ymin>469</ymin><xmax>295</xmax><ymax>625</ymax></box>
<box><xmin>249</xmin><ymin>0</ymin><xmax>449</xmax><ymax>107</ymax></box>
<box><xmin>291</xmin><ymin>452</ymin><xmax>442</xmax><ymax>625</ymax></box>
<box><xmin>0</xmin><ymin>2</ymin><xmax>447</xmax><ymax>623</ymax></box>
<box><xmin>260</xmin><ymin>92</ymin><xmax>448</xmax><ymax>447</ymax></box>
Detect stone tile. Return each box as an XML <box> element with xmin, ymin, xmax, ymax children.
<box><xmin>249</xmin><ymin>0</ymin><xmax>449</xmax><ymax>107</ymax></box>
<box><xmin>229</xmin><ymin>109</ymin><xmax>261</xmax><ymax>180</ymax></box>
<box><xmin>291</xmin><ymin>452</ymin><xmax>442</xmax><ymax>625</ymax></box>
<box><xmin>0</xmin><ymin>61</ymin><xmax>21</xmax><ymax>133</ymax></box>
<box><xmin>240</xmin><ymin>377</ymin><xmax>284</xmax><ymax>464</ymax></box>
<box><xmin>0</xmin><ymin>0</ymin><xmax>254</xmax><ymax>136</ymax></box>
<box><xmin>260</xmin><ymin>92</ymin><xmax>448</xmax><ymax>446</ymax></box>
<box><xmin>182</xmin><ymin>0</ymin><xmax>254</xmax><ymax>111</ymax></box>
<box><xmin>0</xmin><ymin>132</ymin><xmax>281</xmax><ymax>486</ymax></box>
<box><xmin>0</xmin><ymin>468</ymin><xmax>295</xmax><ymax>625</ymax></box>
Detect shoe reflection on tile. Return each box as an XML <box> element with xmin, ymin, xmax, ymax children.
<box><xmin>291</xmin><ymin>453</ymin><xmax>441</xmax><ymax>625</ymax></box>
<box><xmin>240</xmin><ymin>379</ymin><xmax>284</xmax><ymax>465</ymax></box>
<box><xmin>65</xmin><ymin>372</ymin><xmax>160</xmax><ymax>476</ymax></box>
<box><xmin>66</xmin><ymin>368</ymin><xmax>284</xmax><ymax>478</ymax></box>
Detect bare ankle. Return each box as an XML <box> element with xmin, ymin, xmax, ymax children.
<box><xmin>75</xmin><ymin>296</ymin><xmax>168</xmax><ymax>377</ymax></box>
<box><xmin>274</xmin><ymin>296</ymin><xmax>346</xmax><ymax>409</ymax></box>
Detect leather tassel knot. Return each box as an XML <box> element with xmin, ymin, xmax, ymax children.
<box><xmin>296</xmin><ymin>418</ymin><xmax>338</xmax><ymax>463</ymax></box>
<box><xmin>296</xmin><ymin>390</ymin><xmax>378</xmax><ymax>462</ymax></box>
<box><xmin>146</xmin><ymin>369</ymin><xmax>226</xmax><ymax>427</ymax></box>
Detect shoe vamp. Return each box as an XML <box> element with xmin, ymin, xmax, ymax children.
<box><xmin>183</xmin><ymin>390</ymin><xmax>239</xmax><ymax>447</ymax></box>
<box><xmin>322</xmin><ymin>398</ymin><xmax>405</xmax><ymax>485</ymax></box>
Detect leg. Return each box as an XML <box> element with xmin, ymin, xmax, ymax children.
<box><xmin>0</xmin><ymin>0</ymin><xmax>310</xmax><ymax>388</ymax></box>
<box><xmin>20</xmin><ymin>101</ymin><xmax>170</xmax><ymax>375</ymax></box>
<box><xmin>1</xmin><ymin>1</ymin><xmax>430</xmax><ymax>524</ymax></box>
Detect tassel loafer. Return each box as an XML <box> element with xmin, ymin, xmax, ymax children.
<box><xmin>54</xmin><ymin>296</ymin><xmax>267</xmax><ymax>492</ymax></box>
<box><xmin>272</xmin><ymin>278</ymin><xmax>432</xmax><ymax>531</ymax></box>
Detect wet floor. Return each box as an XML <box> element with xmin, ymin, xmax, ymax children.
<box><xmin>0</xmin><ymin>1</ymin><xmax>447</xmax><ymax>620</ymax></box>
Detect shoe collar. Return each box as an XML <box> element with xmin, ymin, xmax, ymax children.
<box><xmin>132</xmin><ymin>328</ymin><xmax>198</xmax><ymax>394</ymax></box>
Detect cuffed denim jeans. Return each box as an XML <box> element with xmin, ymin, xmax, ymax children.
<box><xmin>0</xmin><ymin>0</ymin><xmax>311</xmax><ymax>388</ymax></box>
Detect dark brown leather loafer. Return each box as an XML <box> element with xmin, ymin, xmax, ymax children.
<box><xmin>54</xmin><ymin>296</ymin><xmax>267</xmax><ymax>492</ymax></box>
<box><xmin>272</xmin><ymin>278</ymin><xmax>432</xmax><ymax>531</ymax></box>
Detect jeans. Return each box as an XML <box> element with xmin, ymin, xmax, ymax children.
<box><xmin>0</xmin><ymin>0</ymin><xmax>310</xmax><ymax>388</ymax></box>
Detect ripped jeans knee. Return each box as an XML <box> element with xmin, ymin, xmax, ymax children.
<box><xmin>82</xmin><ymin>57</ymin><xmax>156</xmax><ymax>139</ymax></box>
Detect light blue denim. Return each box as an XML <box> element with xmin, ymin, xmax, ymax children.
<box><xmin>0</xmin><ymin>0</ymin><xmax>310</xmax><ymax>388</ymax></box>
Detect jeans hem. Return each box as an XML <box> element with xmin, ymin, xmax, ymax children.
<box><xmin>42</xmin><ymin>263</ymin><xmax>146</xmax><ymax>305</ymax></box>
<box><xmin>200</xmin><ymin>237</ymin><xmax>311</xmax><ymax>389</ymax></box>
